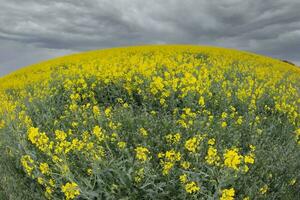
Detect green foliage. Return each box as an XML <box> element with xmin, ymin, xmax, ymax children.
<box><xmin>0</xmin><ymin>46</ymin><xmax>299</xmax><ymax>199</ymax></box>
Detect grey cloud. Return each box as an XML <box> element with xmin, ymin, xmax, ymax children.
<box><xmin>0</xmin><ymin>0</ymin><xmax>299</xmax><ymax>76</ymax></box>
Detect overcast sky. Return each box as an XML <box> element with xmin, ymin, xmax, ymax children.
<box><xmin>1</xmin><ymin>0</ymin><xmax>300</xmax><ymax>76</ymax></box>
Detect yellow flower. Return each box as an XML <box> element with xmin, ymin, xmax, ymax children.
<box><xmin>173</xmin><ymin>133</ymin><xmax>181</xmax><ymax>143</ymax></box>
<box><xmin>208</xmin><ymin>138</ymin><xmax>215</xmax><ymax>145</ymax></box>
<box><xmin>49</xmin><ymin>179</ymin><xmax>55</xmax><ymax>187</ymax></box>
<box><xmin>181</xmin><ymin>161</ymin><xmax>191</xmax><ymax>169</ymax></box>
<box><xmin>249</xmin><ymin>144</ymin><xmax>256</xmax><ymax>151</ymax></box>
<box><xmin>198</xmin><ymin>96</ymin><xmax>205</xmax><ymax>107</ymax></box>
<box><xmin>45</xmin><ymin>186</ymin><xmax>53</xmax><ymax>198</ymax></box>
<box><xmin>223</xmin><ymin>148</ymin><xmax>243</xmax><ymax>170</ymax></box>
<box><xmin>159</xmin><ymin>98</ymin><xmax>166</xmax><ymax>105</ymax></box>
<box><xmin>71</xmin><ymin>122</ymin><xmax>78</xmax><ymax>127</ymax></box>
<box><xmin>183</xmin><ymin>107</ymin><xmax>196</xmax><ymax>118</ymax></box>
<box><xmin>221</xmin><ymin>112</ymin><xmax>228</xmax><ymax>119</ymax></box>
<box><xmin>123</xmin><ymin>102</ymin><xmax>129</xmax><ymax>108</ymax></box>
<box><xmin>295</xmin><ymin>128</ymin><xmax>300</xmax><ymax>137</ymax></box>
<box><xmin>230</xmin><ymin>106</ymin><xmax>236</xmax><ymax>112</ymax></box>
<box><xmin>256</xmin><ymin>129</ymin><xmax>263</xmax><ymax>135</ymax></box>
<box><xmin>0</xmin><ymin>119</ymin><xmax>5</xmax><ymax>129</ymax></box>
<box><xmin>21</xmin><ymin>155</ymin><xmax>35</xmax><ymax>176</ymax></box>
<box><xmin>117</xmin><ymin>141</ymin><xmax>126</xmax><ymax>149</ymax></box>
<box><xmin>139</xmin><ymin>128</ymin><xmax>148</xmax><ymax>137</ymax></box>
<box><xmin>165</xmin><ymin>134</ymin><xmax>173</xmax><ymax>143</ymax></box>
<box><xmin>135</xmin><ymin>146</ymin><xmax>150</xmax><ymax>162</ymax></box>
<box><xmin>111</xmin><ymin>132</ymin><xmax>118</xmax><ymax>141</ymax></box>
<box><xmin>55</xmin><ymin>130</ymin><xmax>67</xmax><ymax>141</ymax></box>
<box><xmin>61</xmin><ymin>182</ymin><xmax>80</xmax><ymax>200</ymax></box>
<box><xmin>289</xmin><ymin>178</ymin><xmax>296</xmax><ymax>185</ymax></box>
<box><xmin>87</xmin><ymin>168</ymin><xmax>93</xmax><ymax>176</ymax></box>
<box><xmin>165</xmin><ymin>133</ymin><xmax>181</xmax><ymax>144</ymax></box>
<box><xmin>92</xmin><ymin>105</ymin><xmax>100</xmax><ymax>116</ymax></box>
<box><xmin>150</xmin><ymin>76</ymin><xmax>165</xmax><ymax>95</ymax></box>
<box><xmin>236</xmin><ymin>116</ymin><xmax>243</xmax><ymax>125</ymax></box>
<box><xmin>150</xmin><ymin>110</ymin><xmax>156</xmax><ymax>115</ymax></box>
<box><xmin>220</xmin><ymin>188</ymin><xmax>235</xmax><ymax>200</ymax></box>
<box><xmin>70</xmin><ymin>93</ymin><xmax>80</xmax><ymax>101</ymax></box>
<box><xmin>179</xmin><ymin>174</ymin><xmax>188</xmax><ymax>183</ymax></box>
<box><xmin>37</xmin><ymin>177</ymin><xmax>44</xmax><ymax>185</ymax></box>
<box><xmin>62</xmin><ymin>164</ymin><xmax>70</xmax><ymax>174</ymax></box>
<box><xmin>244</xmin><ymin>154</ymin><xmax>255</xmax><ymax>164</ymax></box>
<box><xmin>117</xmin><ymin>98</ymin><xmax>124</xmax><ymax>104</ymax></box>
<box><xmin>295</xmin><ymin>128</ymin><xmax>300</xmax><ymax>143</ymax></box>
<box><xmin>162</xmin><ymin>161</ymin><xmax>174</xmax><ymax>175</ymax></box>
<box><xmin>27</xmin><ymin>127</ymin><xmax>50</xmax><ymax>152</ymax></box>
<box><xmin>221</xmin><ymin>121</ymin><xmax>227</xmax><ymax>128</ymax></box>
<box><xmin>69</xmin><ymin>103</ymin><xmax>78</xmax><ymax>112</ymax></box>
<box><xmin>185</xmin><ymin>137</ymin><xmax>199</xmax><ymax>153</ymax></box>
<box><xmin>158</xmin><ymin>152</ymin><xmax>164</xmax><ymax>158</ymax></box>
<box><xmin>185</xmin><ymin>181</ymin><xmax>200</xmax><ymax>194</ymax></box>
<box><xmin>52</xmin><ymin>155</ymin><xmax>62</xmax><ymax>163</ymax></box>
<box><xmin>243</xmin><ymin>165</ymin><xmax>249</xmax><ymax>173</ymax></box>
<box><xmin>70</xmin><ymin>138</ymin><xmax>85</xmax><ymax>151</ymax></box>
<box><xmin>260</xmin><ymin>185</ymin><xmax>268</xmax><ymax>194</ymax></box>
<box><xmin>3</xmin><ymin>45</ymin><xmax>300</xmax><ymax>200</ymax></box>
<box><xmin>39</xmin><ymin>162</ymin><xmax>50</xmax><ymax>175</ymax></box>
<box><xmin>93</xmin><ymin>126</ymin><xmax>105</xmax><ymax>141</ymax></box>
<box><xmin>134</xmin><ymin>168</ymin><xmax>144</xmax><ymax>183</ymax></box>
<box><xmin>165</xmin><ymin>149</ymin><xmax>181</xmax><ymax>162</ymax></box>
<box><xmin>205</xmin><ymin>146</ymin><xmax>220</xmax><ymax>166</ymax></box>
<box><xmin>104</xmin><ymin>107</ymin><xmax>112</xmax><ymax>117</ymax></box>
<box><xmin>177</xmin><ymin>119</ymin><xmax>188</xmax><ymax>128</ymax></box>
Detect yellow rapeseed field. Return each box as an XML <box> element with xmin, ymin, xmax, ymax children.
<box><xmin>0</xmin><ymin>45</ymin><xmax>299</xmax><ymax>199</ymax></box>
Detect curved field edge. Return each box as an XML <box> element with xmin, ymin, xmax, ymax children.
<box><xmin>0</xmin><ymin>45</ymin><xmax>299</xmax><ymax>90</ymax></box>
<box><xmin>0</xmin><ymin>45</ymin><xmax>299</xmax><ymax>200</ymax></box>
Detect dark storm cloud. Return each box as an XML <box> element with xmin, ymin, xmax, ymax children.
<box><xmin>0</xmin><ymin>0</ymin><xmax>300</xmax><ymax>76</ymax></box>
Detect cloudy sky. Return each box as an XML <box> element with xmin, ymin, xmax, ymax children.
<box><xmin>1</xmin><ymin>0</ymin><xmax>300</xmax><ymax>76</ymax></box>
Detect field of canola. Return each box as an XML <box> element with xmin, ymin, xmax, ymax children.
<box><xmin>0</xmin><ymin>45</ymin><xmax>299</xmax><ymax>200</ymax></box>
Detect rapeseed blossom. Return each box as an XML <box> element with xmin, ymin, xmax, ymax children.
<box><xmin>185</xmin><ymin>181</ymin><xmax>200</xmax><ymax>193</ymax></box>
<box><xmin>224</xmin><ymin>148</ymin><xmax>243</xmax><ymax>170</ymax></box>
<box><xmin>205</xmin><ymin>146</ymin><xmax>220</xmax><ymax>166</ymax></box>
<box><xmin>117</xmin><ymin>141</ymin><xmax>126</xmax><ymax>149</ymax></box>
<box><xmin>21</xmin><ymin>155</ymin><xmax>35</xmax><ymax>176</ymax></box>
<box><xmin>0</xmin><ymin>45</ymin><xmax>299</xmax><ymax>199</ymax></box>
<box><xmin>139</xmin><ymin>128</ymin><xmax>148</xmax><ymax>137</ymax></box>
<box><xmin>179</xmin><ymin>174</ymin><xmax>188</xmax><ymax>183</ymax></box>
<box><xmin>61</xmin><ymin>182</ymin><xmax>80</xmax><ymax>200</ymax></box>
<box><xmin>260</xmin><ymin>185</ymin><xmax>268</xmax><ymax>194</ymax></box>
<box><xmin>220</xmin><ymin>188</ymin><xmax>235</xmax><ymax>200</ymax></box>
<box><xmin>185</xmin><ymin>137</ymin><xmax>199</xmax><ymax>153</ymax></box>
<box><xmin>39</xmin><ymin>163</ymin><xmax>50</xmax><ymax>175</ymax></box>
<box><xmin>135</xmin><ymin>147</ymin><xmax>150</xmax><ymax>162</ymax></box>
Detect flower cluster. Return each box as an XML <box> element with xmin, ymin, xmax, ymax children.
<box><xmin>0</xmin><ymin>45</ymin><xmax>299</xmax><ymax>199</ymax></box>
<box><xmin>61</xmin><ymin>182</ymin><xmax>80</xmax><ymax>200</ymax></box>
